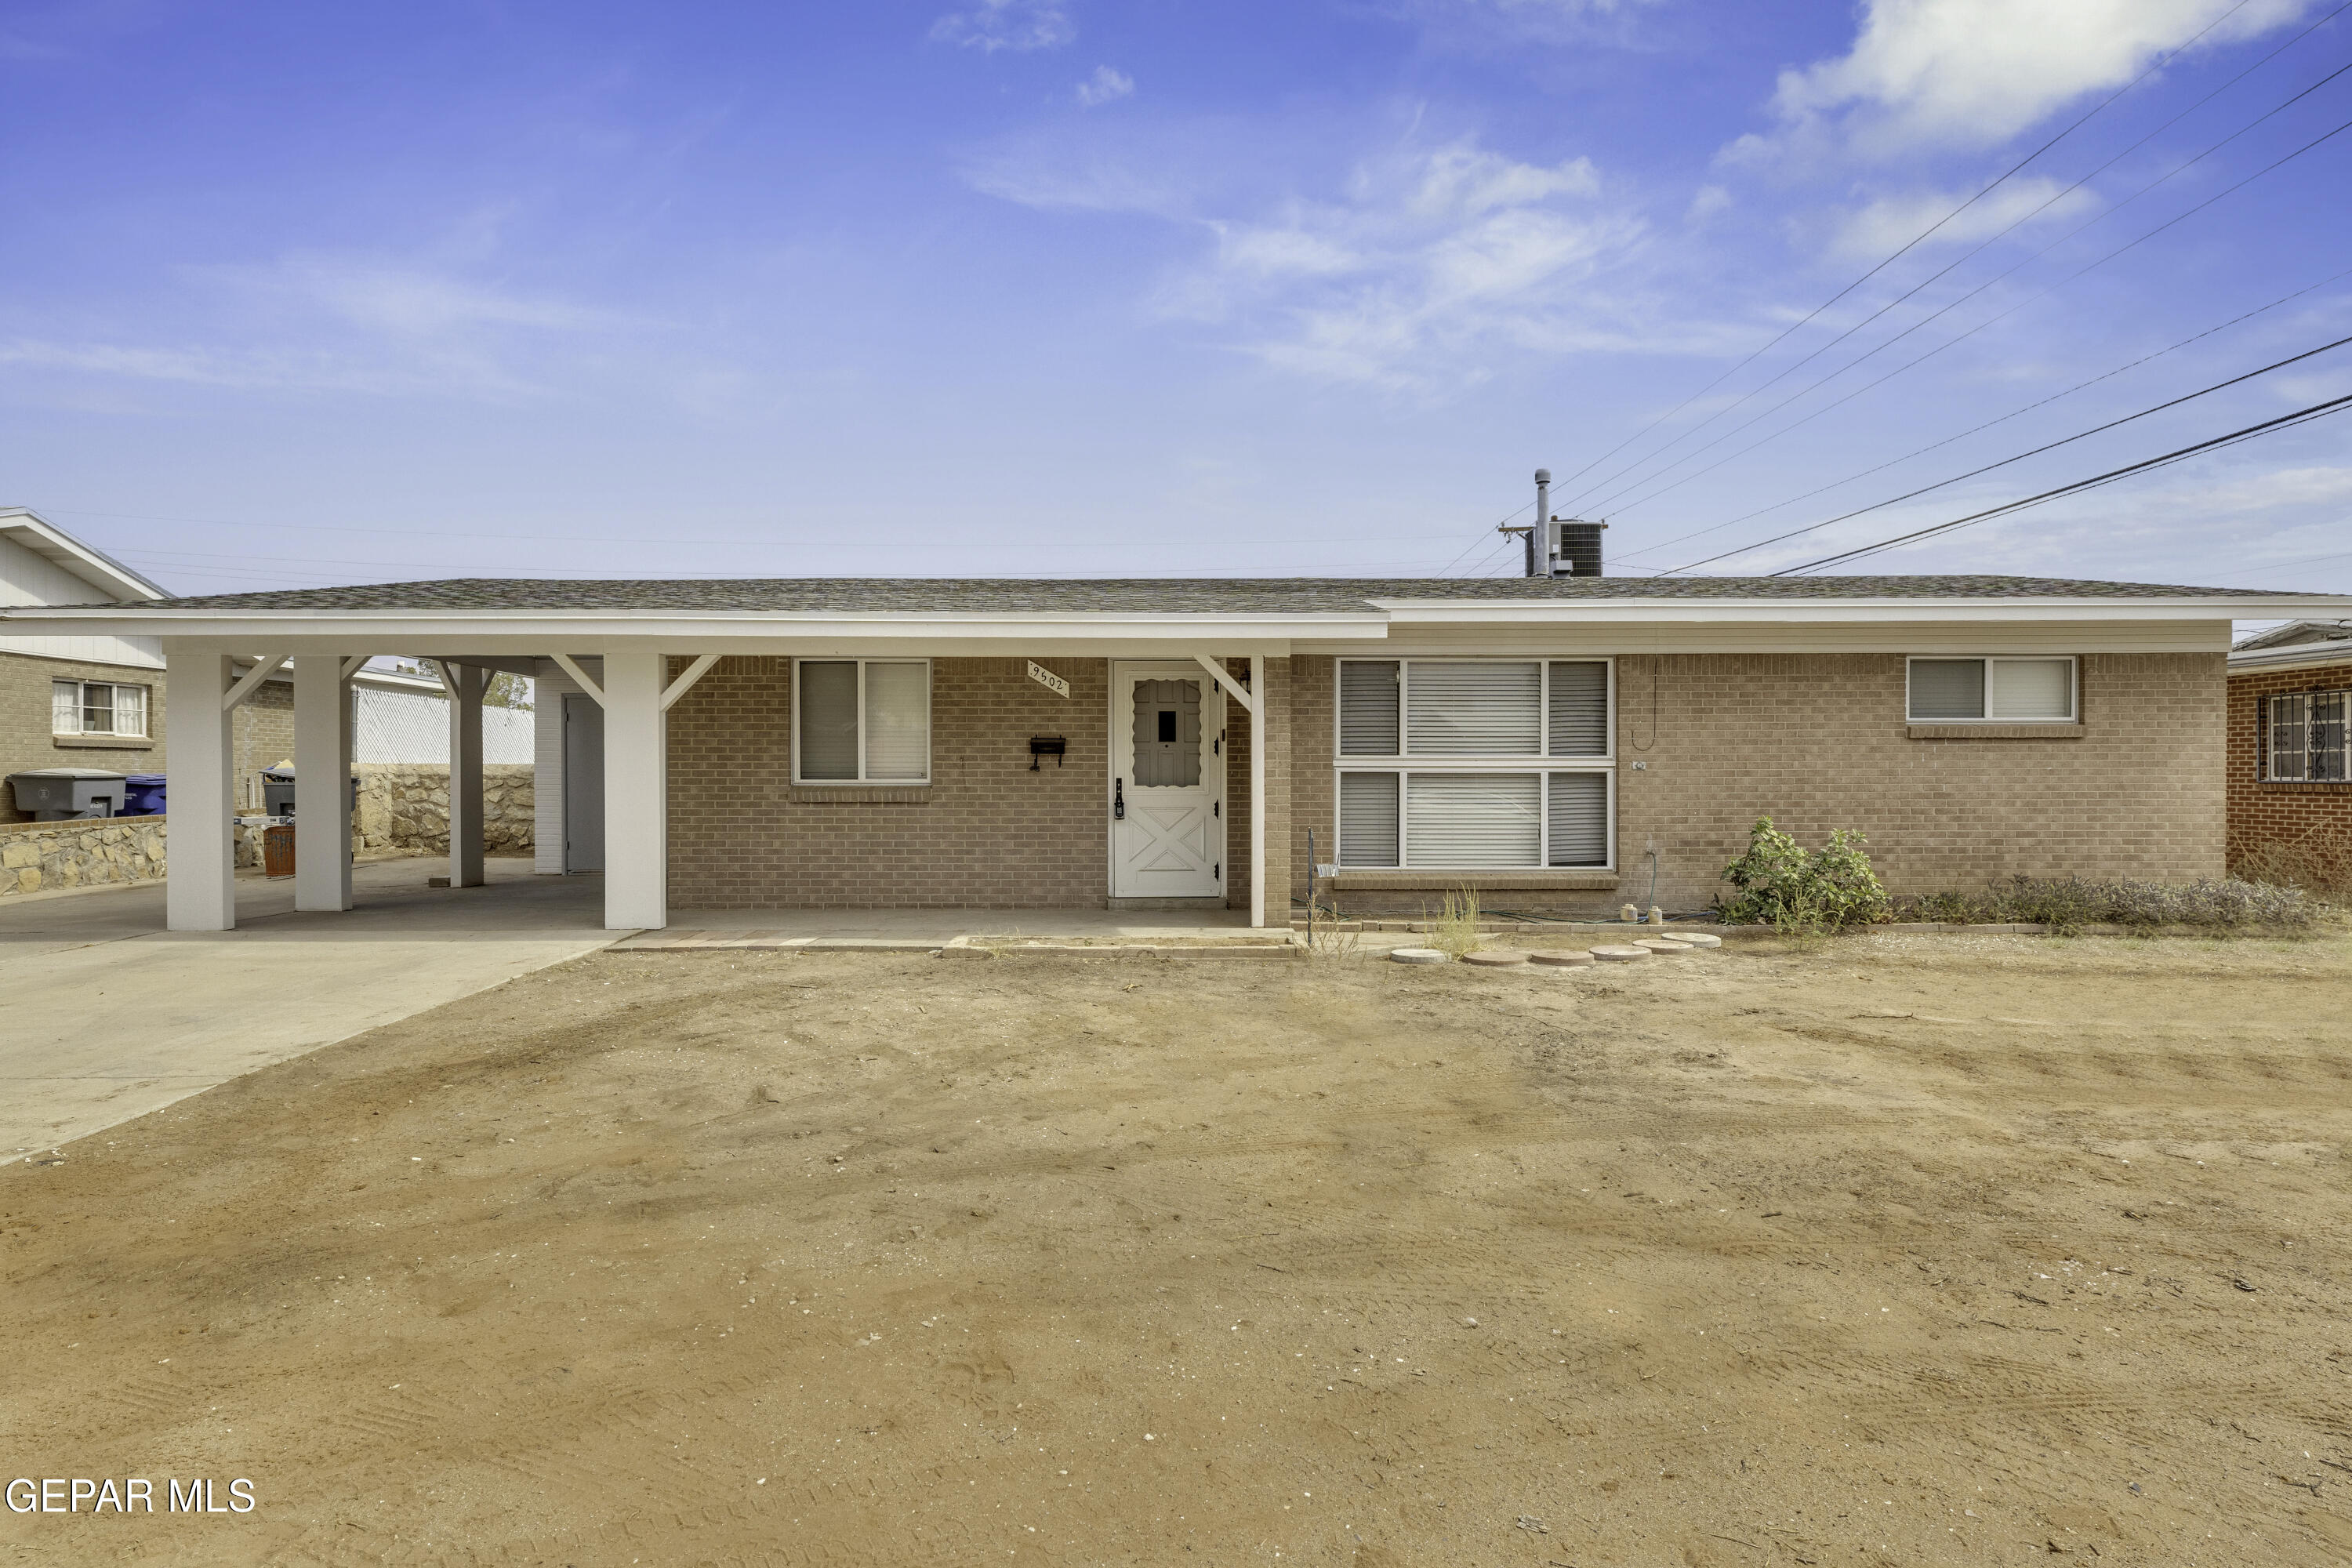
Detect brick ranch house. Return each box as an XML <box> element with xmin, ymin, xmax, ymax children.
<box><xmin>2227</xmin><ymin>619</ymin><xmax>2352</xmax><ymax>884</ymax></box>
<box><xmin>4</xmin><ymin>568</ymin><xmax>2343</xmax><ymax>933</ymax></box>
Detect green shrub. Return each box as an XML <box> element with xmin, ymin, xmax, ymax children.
<box><xmin>1896</xmin><ymin>875</ymin><xmax>2313</xmax><ymax>934</ymax></box>
<box><xmin>1718</xmin><ymin>818</ymin><xmax>1890</xmax><ymax>934</ymax></box>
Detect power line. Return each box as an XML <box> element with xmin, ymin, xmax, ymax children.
<box><xmin>1613</xmin><ymin>103</ymin><xmax>2352</xmax><ymax>572</ymax></box>
<box><xmin>1773</xmin><ymin>392</ymin><xmax>2352</xmax><ymax>575</ymax></box>
<box><xmin>1563</xmin><ymin>2</ymin><xmax>2352</xmax><ymax>516</ymax></box>
<box><xmin>1656</xmin><ymin>333</ymin><xmax>2352</xmax><ymax>575</ymax></box>
<box><xmin>1586</xmin><ymin>50</ymin><xmax>2352</xmax><ymax>522</ymax></box>
<box><xmin>1435</xmin><ymin>500</ymin><xmax>1534</xmax><ymax>576</ymax></box>
<box><xmin>1535</xmin><ymin>2</ymin><xmax>2246</xmax><ymax>499</ymax></box>
<box><xmin>1613</xmin><ymin>263</ymin><xmax>2352</xmax><ymax>568</ymax></box>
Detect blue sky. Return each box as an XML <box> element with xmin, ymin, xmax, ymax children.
<box><xmin>3</xmin><ymin>0</ymin><xmax>2348</xmax><ymax>593</ymax></box>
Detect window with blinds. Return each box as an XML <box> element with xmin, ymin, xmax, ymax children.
<box><xmin>2265</xmin><ymin>690</ymin><xmax>2350</xmax><ymax>781</ymax></box>
<box><xmin>1907</xmin><ymin>657</ymin><xmax>2075</xmax><ymax>721</ymax></box>
<box><xmin>1332</xmin><ymin>658</ymin><xmax>1612</xmax><ymax>869</ymax></box>
<box><xmin>794</xmin><ymin>659</ymin><xmax>931</xmax><ymax>783</ymax></box>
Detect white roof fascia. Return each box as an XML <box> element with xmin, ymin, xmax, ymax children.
<box><xmin>1371</xmin><ymin>595</ymin><xmax>2352</xmax><ymax>624</ymax></box>
<box><xmin>0</xmin><ymin>508</ymin><xmax>169</xmax><ymax>602</ymax></box>
<box><xmin>0</xmin><ymin>608</ymin><xmax>1390</xmax><ymax>646</ymax></box>
<box><xmin>2227</xmin><ymin>640</ymin><xmax>2352</xmax><ymax>674</ymax></box>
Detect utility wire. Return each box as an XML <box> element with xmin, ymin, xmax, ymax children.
<box><xmin>1614</xmin><ymin>263</ymin><xmax>2352</xmax><ymax>568</ymax></box>
<box><xmin>1657</xmin><ymin>333</ymin><xmax>2352</xmax><ymax>575</ymax></box>
<box><xmin>1435</xmin><ymin>500</ymin><xmax>1534</xmax><ymax>576</ymax></box>
<box><xmin>1535</xmin><ymin>2</ymin><xmax>2247</xmax><ymax>499</ymax></box>
<box><xmin>1773</xmin><ymin>392</ymin><xmax>2352</xmax><ymax>575</ymax></box>
<box><xmin>1586</xmin><ymin>52</ymin><xmax>2352</xmax><ymax>521</ymax></box>
<box><xmin>1624</xmin><ymin>103</ymin><xmax>2352</xmax><ymax>570</ymax></box>
<box><xmin>1565</xmin><ymin>2</ymin><xmax>2351</xmax><ymax>515</ymax></box>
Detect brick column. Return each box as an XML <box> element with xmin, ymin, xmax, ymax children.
<box><xmin>1259</xmin><ymin>655</ymin><xmax>1292</xmax><ymax>925</ymax></box>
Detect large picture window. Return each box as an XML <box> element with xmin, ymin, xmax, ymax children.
<box><xmin>793</xmin><ymin>659</ymin><xmax>931</xmax><ymax>784</ymax></box>
<box><xmin>1335</xmin><ymin>659</ymin><xmax>1612</xmax><ymax>870</ymax></box>
<box><xmin>1907</xmin><ymin>657</ymin><xmax>2075</xmax><ymax>721</ymax></box>
<box><xmin>52</xmin><ymin>680</ymin><xmax>149</xmax><ymax>737</ymax></box>
<box><xmin>2264</xmin><ymin>689</ymin><xmax>2350</xmax><ymax>781</ymax></box>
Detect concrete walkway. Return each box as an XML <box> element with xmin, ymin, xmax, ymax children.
<box><xmin>1</xmin><ymin>857</ymin><xmax>614</xmax><ymax>1159</ymax></box>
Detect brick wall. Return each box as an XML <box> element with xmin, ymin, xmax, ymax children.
<box><xmin>0</xmin><ymin>650</ymin><xmax>166</xmax><ymax>824</ymax></box>
<box><xmin>234</xmin><ymin>682</ymin><xmax>296</xmax><ymax>808</ymax></box>
<box><xmin>1294</xmin><ymin>652</ymin><xmax>2226</xmax><ymax>918</ymax></box>
<box><xmin>666</xmin><ymin>656</ymin><xmax>1112</xmax><ymax>909</ymax></box>
<box><xmin>2225</xmin><ymin>659</ymin><xmax>2352</xmax><ymax>881</ymax></box>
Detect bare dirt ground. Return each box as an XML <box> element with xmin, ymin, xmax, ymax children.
<box><xmin>5</xmin><ymin>927</ymin><xmax>2352</xmax><ymax>1566</ymax></box>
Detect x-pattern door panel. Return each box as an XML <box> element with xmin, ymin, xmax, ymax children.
<box><xmin>1111</xmin><ymin>662</ymin><xmax>1224</xmax><ymax>898</ymax></box>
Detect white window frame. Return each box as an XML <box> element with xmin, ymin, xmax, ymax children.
<box><xmin>51</xmin><ymin>678</ymin><xmax>151</xmax><ymax>738</ymax></box>
<box><xmin>1332</xmin><ymin>656</ymin><xmax>1615</xmax><ymax>872</ymax></box>
<box><xmin>2263</xmin><ymin>688</ymin><xmax>2351</xmax><ymax>782</ymax></box>
<box><xmin>1904</xmin><ymin>655</ymin><xmax>2078</xmax><ymax>724</ymax></box>
<box><xmin>789</xmin><ymin>658</ymin><xmax>932</xmax><ymax>786</ymax></box>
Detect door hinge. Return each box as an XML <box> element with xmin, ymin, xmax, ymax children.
<box><xmin>1212</xmin><ymin>800</ymin><xmax>1219</xmax><ymax>818</ymax></box>
<box><xmin>1214</xmin><ymin>861</ymin><xmax>1221</xmax><ymax>880</ymax></box>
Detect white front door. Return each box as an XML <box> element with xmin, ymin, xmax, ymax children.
<box><xmin>1111</xmin><ymin>662</ymin><xmax>1225</xmax><ymax>898</ymax></box>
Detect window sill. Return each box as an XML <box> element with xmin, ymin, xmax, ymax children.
<box><xmin>787</xmin><ymin>785</ymin><xmax>931</xmax><ymax>804</ymax></box>
<box><xmin>1324</xmin><ymin>869</ymin><xmax>1618</xmax><ymax>891</ymax></box>
<box><xmin>2256</xmin><ymin>778</ymin><xmax>2352</xmax><ymax>791</ymax></box>
<box><xmin>53</xmin><ymin>734</ymin><xmax>156</xmax><ymax>750</ymax></box>
<box><xmin>1906</xmin><ymin>723</ymin><xmax>2083</xmax><ymax>739</ymax></box>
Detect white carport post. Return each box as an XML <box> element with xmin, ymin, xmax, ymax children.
<box><xmin>292</xmin><ymin>655</ymin><xmax>354</xmax><ymax>912</ymax></box>
<box><xmin>440</xmin><ymin>662</ymin><xmax>486</xmax><ymax>889</ymax></box>
<box><xmin>1250</xmin><ymin>654</ymin><xmax>1265</xmax><ymax>930</ymax></box>
<box><xmin>165</xmin><ymin>651</ymin><xmax>237</xmax><ymax>931</ymax></box>
<box><xmin>602</xmin><ymin>651</ymin><xmax>666</xmax><ymax>931</ymax></box>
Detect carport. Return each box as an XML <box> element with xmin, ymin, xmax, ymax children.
<box><xmin>3</xmin><ymin>581</ymin><xmax>1371</xmax><ymax>933</ymax></box>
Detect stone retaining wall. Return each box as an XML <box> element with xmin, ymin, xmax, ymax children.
<box><xmin>0</xmin><ymin>816</ymin><xmax>167</xmax><ymax>897</ymax></box>
<box><xmin>358</xmin><ymin>764</ymin><xmax>534</xmax><ymax>855</ymax></box>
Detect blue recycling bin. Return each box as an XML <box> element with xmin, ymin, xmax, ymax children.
<box><xmin>124</xmin><ymin>775</ymin><xmax>167</xmax><ymax>816</ymax></box>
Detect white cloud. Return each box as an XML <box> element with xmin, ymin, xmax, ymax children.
<box><xmin>1389</xmin><ymin>0</ymin><xmax>1664</xmax><ymax>49</ymax></box>
<box><xmin>1826</xmin><ymin>175</ymin><xmax>2099</xmax><ymax>260</ymax></box>
<box><xmin>1730</xmin><ymin>0</ymin><xmax>2310</xmax><ymax>163</ymax></box>
<box><xmin>0</xmin><ymin>252</ymin><xmax>643</xmax><ymax>402</ymax></box>
<box><xmin>1076</xmin><ymin>65</ymin><xmax>1133</xmax><ymax>107</ymax></box>
<box><xmin>981</xmin><ymin>131</ymin><xmax>1681</xmax><ymax>389</ymax></box>
<box><xmin>1685</xmin><ymin>184</ymin><xmax>1732</xmax><ymax>225</ymax></box>
<box><xmin>929</xmin><ymin>0</ymin><xmax>1075</xmax><ymax>53</ymax></box>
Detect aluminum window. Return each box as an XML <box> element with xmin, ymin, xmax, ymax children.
<box><xmin>1907</xmin><ymin>657</ymin><xmax>2076</xmax><ymax>722</ymax></box>
<box><xmin>1334</xmin><ymin>658</ymin><xmax>1613</xmax><ymax>870</ymax></box>
<box><xmin>2263</xmin><ymin>689</ymin><xmax>2350</xmax><ymax>782</ymax></box>
<box><xmin>51</xmin><ymin>679</ymin><xmax>148</xmax><ymax>737</ymax></box>
<box><xmin>792</xmin><ymin>659</ymin><xmax>931</xmax><ymax>785</ymax></box>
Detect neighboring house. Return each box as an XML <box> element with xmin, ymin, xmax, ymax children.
<box><xmin>354</xmin><ymin>677</ymin><xmax>533</xmax><ymax>765</ymax></box>
<box><xmin>5</xmin><ymin>544</ymin><xmax>2343</xmax><ymax>932</ymax></box>
<box><xmin>2226</xmin><ymin>619</ymin><xmax>2352</xmax><ymax>883</ymax></box>
<box><xmin>5</xmin><ymin>507</ymin><xmax>532</xmax><ymax>826</ymax></box>
<box><xmin>1</xmin><ymin>509</ymin><xmax>170</xmax><ymax>824</ymax></box>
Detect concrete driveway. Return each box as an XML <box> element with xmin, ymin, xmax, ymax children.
<box><xmin>1</xmin><ymin>857</ymin><xmax>615</xmax><ymax>1159</ymax></box>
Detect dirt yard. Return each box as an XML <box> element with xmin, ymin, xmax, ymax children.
<box><xmin>5</xmin><ymin>927</ymin><xmax>2351</xmax><ymax>1566</ymax></box>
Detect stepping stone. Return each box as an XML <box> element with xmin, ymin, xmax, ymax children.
<box><xmin>1529</xmin><ymin>949</ymin><xmax>1595</xmax><ymax>967</ymax></box>
<box><xmin>1461</xmin><ymin>949</ymin><xmax>1530</xmax><ymax>967</ymax></box>
<box><xmin>1669</xmin><ymin>932</ymin><xmax>1722</xmax><ymax>948</ymax></box>
<box><xmin>1589</xmin><ymin>945</ymin><xmax>1650</xmax><ymax>962</ymax></box>
<box><xmin>1389</xmin><ymin>947</ymin><xmax>1449</xmax><ymax>964</ymax></box>
<box><xmin>1635</xmin><ymin>938</ymin><xmax>1695</xmax><ymax>955</ymax></box>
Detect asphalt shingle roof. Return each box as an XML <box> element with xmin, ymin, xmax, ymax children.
<box><xmin>38</xmin><ymin>574</ymin><xmax>2271</xmax><ymax>613</ymax></box>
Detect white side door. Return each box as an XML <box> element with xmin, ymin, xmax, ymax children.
<box><xmin>1110</xmin><ymin>662</ymin><xmax>1225</xmax><ymax>898</ymax></box>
